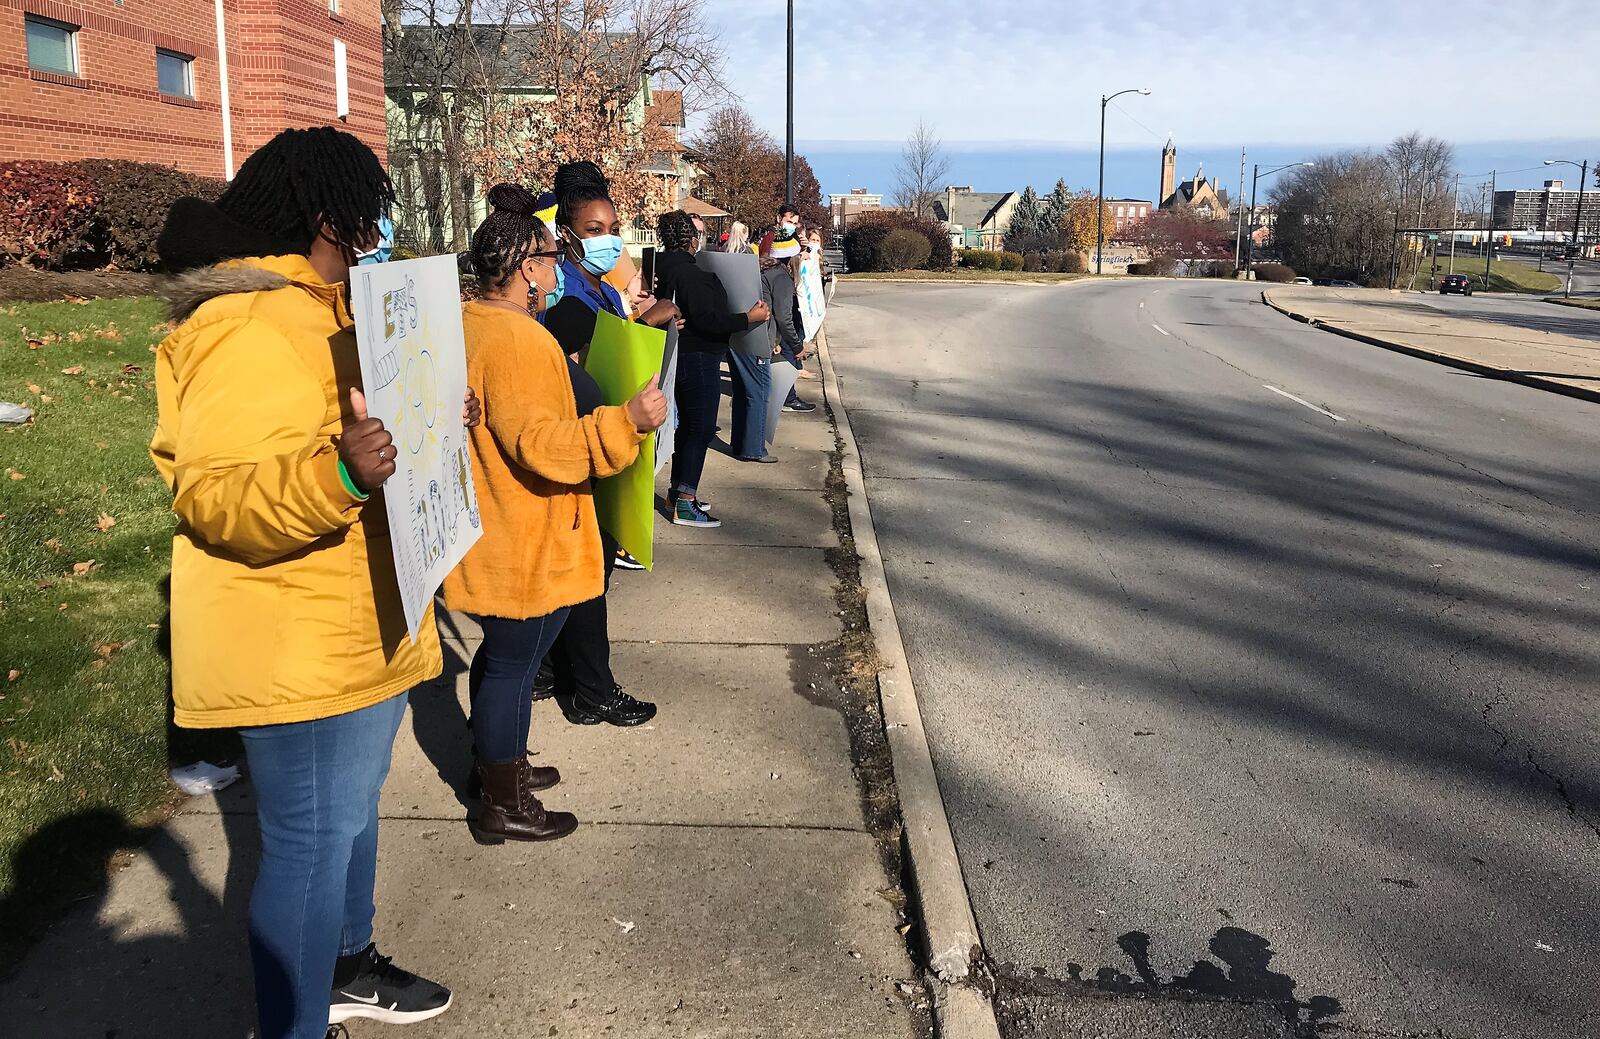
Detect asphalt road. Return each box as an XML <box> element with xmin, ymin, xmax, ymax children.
<box><xmin>828</xmin><ymin>280</ymin><xmax>1600</xmax><ymax>1039</ymax></box>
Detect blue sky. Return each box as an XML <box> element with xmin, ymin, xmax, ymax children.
<box><xmin>701</xmin><ymin>0</ymin><xmax>1599</xmax><ymax>198</ymax></box>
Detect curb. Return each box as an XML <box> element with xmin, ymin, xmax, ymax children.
<box><xmin>816</xmin><ymin>331</ymin><xmax>1003</xmax><ymax>1039</ymax></box>
<box><xmin>838</xmin><ymin>276</ymin><xmax>1083</xmax><ymax>287</ymax></box>
<box><xmin>1260</xmin><ymin>291</ymin><xmax>1600</xmax><ymax>406</ymax></box>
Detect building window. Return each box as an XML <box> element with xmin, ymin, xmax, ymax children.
<box><xmin>156</xmin><ymin>49</ymin><xmax>193</xmax><ymax>98</ymax></box>
<box><xmin>333</xmin><ymin>39</ymin><xmax>349</xmax><ymax>118</ymax></box>
<box><xmin>328</xmin><ymin>0</ymin><xmax>340</xmax><ymax>14</ymax></box>
<box><xmin>25</xmin><ymin>15</ymin><xmax>79</xmax><ymax>76</ymax></box>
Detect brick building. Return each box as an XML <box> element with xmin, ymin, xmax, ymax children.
<box><xmin>1</xmin><ymin>0</ymin><xmax>386</xmax><ymax>180</ymax></box>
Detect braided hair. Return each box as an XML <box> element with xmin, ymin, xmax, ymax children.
<box><xmin>469</xmin><ymin>184</ymin><xmax>552</xmax><ymax>290</ymax></box>
<box><xmin>214</xmin><ymin>127</ymin><xmax>393</xmax><ymax>256</ymax></box>
<box><xmin>554</xmin><ymin>161</ymin><xmax>613</xmax><ymax>229</ymax></box>
<box><xmin>657</xmin><ymin>210</ymin><xmax>698</xmax><ymax>253</ymax></box>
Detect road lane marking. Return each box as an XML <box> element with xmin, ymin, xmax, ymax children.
<box><xmin>1264</xmin><ymin>384</ymin><xmax>1345</xmax><ymax>422</ymax></box>
<box><xmin>1151</xmin><ymin>323</ymin><xmax>1170</xmax><ymax>336</ymax></box>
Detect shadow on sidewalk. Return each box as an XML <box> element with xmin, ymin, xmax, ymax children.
<box><xmin>409</xmin><ymin>609</ymin><xmax>476</xmax><ymax>810</ymax></box>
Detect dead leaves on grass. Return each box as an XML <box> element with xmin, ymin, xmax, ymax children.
<box><xmin>95</xmin><ymin>512</ymin><xmax>115</xmax><ymax>532</ymax></box>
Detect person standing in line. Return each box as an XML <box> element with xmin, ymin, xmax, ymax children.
<box><xmin>724</xmin><ymin>220</ymin><xmax>750</xmax><ymax>254</ymax></box>
<box><xmin>794</xmin><ymin>227</ymin><xmax>828</xmax><ymax>381</ymax></box>
<box><xmin>152</xmin><ymin>127</ymin><xmax>471</xmax><ymax>1039</ymax></box>
<box><xmin>447</xmin><ymin>184</ymin><xmax>668</xmax><ymax>842</ymax></box>
<box><xmin>759</xmin><ymin>203</ymin><xmax>802</xmax><ymax>257</ymax></box>
<box><xmin>536</xmin><ymin>161</ymin><xmax>676</xmax><ymax>723</ymax></box>
<box><xmin>653</xmin><ymin>209</ymin><xmax>770</xmax><ymax>527</ymax></box>
<box><xmin>762</xmin><ymin>229</ymin><xmax>816</xmax><ymax>415</ymax></box>
<box><xmin>727</xmin><ymin>221</ymin><xmax>776</xmax><ymax>462</ymax></box>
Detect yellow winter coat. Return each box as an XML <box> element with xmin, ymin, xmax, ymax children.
<box><xmin>151</xmin><ymin>255</ymin><xmax>442</xmax><ymax>729</ymax></box>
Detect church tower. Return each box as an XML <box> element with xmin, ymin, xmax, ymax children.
<box><xmin>1160</xmin><ymin>137</ymin><xmax>1177</xmax><ymax>208</ymax></box>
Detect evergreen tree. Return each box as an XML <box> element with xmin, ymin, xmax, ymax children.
<box><xmin>1004</xmin><ymin>186</ymin><xmax>1045</xmax><ymax>252</ymax></box>
<box><xmin>1043</xmin><ymin>178</ymin><xmax>1075</xmax><ymax>243</ymax></box>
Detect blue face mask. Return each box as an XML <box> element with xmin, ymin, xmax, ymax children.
<box><xmin>781</xmin><ymin>221</ymin><xmax>798</xmax><ymax>236</ymax></box>
<box><xmin>356</xmin><ymin>214</ymin><xmax>394</xmax><ymax>266</ymax></box>
<box><xmin>572</xmin><ymin>232</ymin><xmax>624</xmax><ymax>276</ymax></box>
<box><xmin>543</xmin><ymin>259</ymin><xmax>566</xmax><ymax>310</ymax></box>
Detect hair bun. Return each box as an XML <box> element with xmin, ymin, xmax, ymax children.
<box><xmin>487</xmin><ymin>183</ymin><xmax>537</xmax><ymax>216</ymax></box>
<box><xmin>554</xmin><ymin>161</ymin><xmax>609</xmax><ymax>197</ymax></box>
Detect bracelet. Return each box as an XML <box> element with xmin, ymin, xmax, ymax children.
<box><xmin>337</xmin><ymin>459</ymin><xmax>371</xmax><ymax>501</ymax></box>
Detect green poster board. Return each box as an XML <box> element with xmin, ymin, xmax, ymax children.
<box><xmin>584</xmin><ymin>311</ymin><xmax>666</xmax><ymax>569</ymax></box>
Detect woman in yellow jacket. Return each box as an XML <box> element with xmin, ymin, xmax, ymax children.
<box><xmin>151</xmin><ymin>129</ymin><xmax>467</xmax><ymax>1038</ymax></box>
<box><xmin>443</xmin><ymin>185</ymin><xmax>667</xmax><ymax>843</ymax></box>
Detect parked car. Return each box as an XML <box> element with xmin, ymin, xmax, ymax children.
<box><xmin>1293</xmin><ymin>277</ymin><xmax>1312</xmax><ymax>285</ymax></box>
<box><xmin>1330</xmin><ymin>279</ymin><xmax>1362</xmax><ymax>288</ymax></box>
<box><xmin>1439</xmin><ymin>274</ymin><xmax>1474</xmax><ymax>296</ymax></box>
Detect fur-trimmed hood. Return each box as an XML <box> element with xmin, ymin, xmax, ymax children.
<box><xmin>162</xmin><ymin>264</ymin><xmax>293</xmax><ymax>322</ymax></box>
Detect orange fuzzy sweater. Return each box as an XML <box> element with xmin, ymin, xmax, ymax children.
<box><xmin>443</xmin><ymin>301</ymin><xmax>644</xmax><ymax>620</ymax></box>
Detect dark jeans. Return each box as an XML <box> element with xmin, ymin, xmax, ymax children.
<box><xmin>776</xmin><ymin>342</ymin><xmax>803</xmax><ymax>405</ymax></box>
<box><xmin>467</xmin><ymin>609</ymin><xmax>571</xmax><ymax>763</ymax></box>
<box><xmin>239</xmin><ymin>692</ymin><xmax>408</xmax><ymax>1039</ymax></box>
<box><xmin>671</xmin><ymin>348</ymin><xmax>724</xmax><ymax>498</ymax></box>
<box><xmin>546</xmin><ymin>529</ymin><xmax>618</xmax><ymax>702</ymax></box>
<box><xmin>726</xmin><ymin>349</ymin><xmax>771</xmax><ymax>458</ymax></box>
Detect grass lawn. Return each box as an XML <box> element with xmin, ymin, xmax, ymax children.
<box><xmin>1546</xmin><ymin>297</ymin><xmax>1600</xmax><ymax>310</ymax></box>
<box><xmin>0</xmin><ymin>295</ymin><xmax>210</xmax><ymax>966</ymax></box>
<box><xmin>841</xmin><ymin>269</ymin><xmax>1090</xmax><ymax>283</ymax></box>
<box><xmin>1408</xmin><ymin>256</ymin><xmax>1562</xmax><ymax>294</ymax></box>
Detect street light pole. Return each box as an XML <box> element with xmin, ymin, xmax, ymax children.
<box><xmin>1095</xmin><ymin>87</ymin><xmax>1149</xmax><ymax>275</ymax></box>
<box><xmin>784</xmin><ymin>0</ymin><xmax>794</xmax><ymax>207</ymax></box>
<box><xmin>1234</xmin><ymin>147</ymin><xmax>1246</xmax><ymax>270</ymax></box>
<box><xmin>1546</xmin><ymin>159</ymin><xmax>1590</xmax><ymax>298</ymax></box>
<box><xmin>1244</xmin><ymin>161</ymin><xmax>1312</xmax><ymax>277</ymax></box>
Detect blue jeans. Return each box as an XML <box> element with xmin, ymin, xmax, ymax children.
<box><xmin>726</xmin><ymin>349</ymin><xmax>771</xmax><ymax>458</ymax></box>
<box><xmin>467</xmin><ymin>609</ymin><xmax>571</xmax><ymax>763</ymax></box>
<box><xmin>239</xmin><ymin>692</ymin><xmax>409</xmax><ymax>1039</ymax></box>
<box><xmin>671</xmin><ymin>349</ymin><xmax>725</xmax><ymax>498</ymax></box>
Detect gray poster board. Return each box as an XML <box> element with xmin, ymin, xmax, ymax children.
<box><xmin>696</xmin><ymin>251</ymin><xmax>769</xmax><ymax>356</ymax></box>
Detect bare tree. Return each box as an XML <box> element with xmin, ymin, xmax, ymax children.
<box><xmin>892</xmin><ymin>120</ymin><xmax>950</xmax><ymax>219</ymax></box>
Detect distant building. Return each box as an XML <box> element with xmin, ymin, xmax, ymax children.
<box><xmin>1</xmin><ymin>0</ymin><xmax>385</xmax><ymax>177</ymax></box>
<box><xmin>829</xmin><ymin>188</ymin><xmax>882</xmax><ymax>231</ymax></box>
<box><xmin>1108</xmin><ymin>198</ymin><xmax>1153</xmax><ymax>232</ymax></box>
<box><xmin>1158</xmin><ymin>138</ymin><xmax>1227</xmax><ymax>220</ymax></box>
<box><xmin>931</xmin><ymin>185</ymin><xmax>1017</xmax><ymax>250</ymax></box>
<box><xmin>1493</xmin><ymin>180</ymin><xmax>1600</xmax><ymax>235</ymax></box>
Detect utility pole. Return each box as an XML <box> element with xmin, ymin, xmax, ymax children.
<box><xmin>1485</xmin><ymin>170</ymin><xmax>1495</xmax><ymax>289</ymax></box>
<box><xmin>1389</xmin><ymin>211</ymin><xmax>1400</xmax><ymax>289</ymax></box>
<box><xmin>784</xmin><ymin>0</ymin><xmax>794</xmax><ymax>207</ymax></box>
<box><xmin>1566</xmin><ymin>159</ymin><xmax>1589</xmax><ymax>298</ymax></box>
<box><xmin>1234</xmin><ymin>147</ymin><xmax>1246</xmax><ymax>270</ymax></box>
<box><xmin>1449</xmin><ymin>172</ymin><xmax>1460</xmax><ymax>275</ymax></box>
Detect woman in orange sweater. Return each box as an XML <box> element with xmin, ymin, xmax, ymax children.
<box><xmin>443</xmin><ymin>185</ymin><xmax>667</xmax><ymax>843</ymax></box>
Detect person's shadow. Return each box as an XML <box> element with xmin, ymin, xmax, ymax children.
<box><xmin>407</xmin><ymin>603</ymin><xmax>477</xmax><ymax>810</ymax></box>
<box><xmin>1066</xmin><ymin>926</ymin><xmax>1342</xmax><ymax>1035</ymax></box>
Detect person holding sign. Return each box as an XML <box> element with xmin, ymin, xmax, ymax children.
<box><xmin>445</xmin><ymin>185</ymin><xmax>668</xmax><ymax>844</ymax></box>
<box><xmin>152</xmin><ymin>128</ymin><xmax>463</xmax><ymax>1039</ymax></box>
<box><xmin>653</xmin><ymin>210</ymin><xmax>771</xmax><ymax>527</ymax></box>
<box><xmin>537</xmin><ymin>161</ymin><xmax>675</xmax><ymax>727</ymax></box>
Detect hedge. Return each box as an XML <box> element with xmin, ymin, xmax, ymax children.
<box><xmin>842</xmin><ymin>211</ymin><xmax>952</xmax><ymax>273</ymax></box>
<box><xmin>959</xmin><ymin>249</ymin><xmax>1001</xmax><ymax>270</ymax></box>
<box><xmin>0</xmin><ymin>160</ymin><xmax>226</xmax><ymax>271</ymax></box>
<box><xmin>1252</xmin><ymin>262</ymin><xmax>1297</xmax><ymax>283</ymax></box>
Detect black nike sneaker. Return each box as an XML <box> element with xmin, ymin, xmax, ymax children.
<box><xmin>328</xmin><ymin>944</ymin><xmax>452</xmax><ymax>1025</ymax></box>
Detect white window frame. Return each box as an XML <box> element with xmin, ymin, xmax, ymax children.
<box><xmin>25</xmin><ymin>14</ymin><xmax>80</xmax><ymax>77</ymax></box>
<box><xmin>333</xmin><ymin>38</ymin><xmax>349</xmax><ymax>118</ymax></box>
<box><xmin>156</xmin><ymin>48</ymin><xmax>195</xmax><ymax>99</ymax></box>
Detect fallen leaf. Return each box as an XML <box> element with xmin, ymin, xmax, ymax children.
<box><xmin>26</xmin><ymin>339</ymin><xmax>43</xmax><ymax>350</ymax></box>
<box><xmin>71</xmin><ymin>560</ymin><xmax>96</xmax><ymax>576</ymax></box>
<box><xmin>35</xmin><ymin>580</ymin><xmax>54</xmax><ymax>591</ymax></box>
<box><xmin>66</xmin><ymin>295</ymin><xmax>90</xmax><ymax>304</ymax></box>
<box><xmin>610</xmin><ymin>917</ymin><xmax>636</xmax><ymax>934</ymax></box>
<box><xmin>7</xmin><ymin>471</ymin><xmax>24</xmax><ymax>481</ymax></box>
<box><xmin>38</xmin><ymin>394</ymin><xmax>53</xmax><ymax>403</ymax></box>
<box><xmin>6</xmin><ymin>670</ymin><xmax>18</xmax><ymax>683</ymax></box>
<box><xmin>48</xmin><ymin>763</ymin><xmax>65</xmax><ymax>782</ymax></box>
<box><xmin>44</xmin><ymin>538</ymin><xmax>62</xmax><ymax>552</ymax></box>
<box><xmin>94</xmin><ymin>643</ymin><xmax>119</xmax><ymax>658</ymax></box>
<box><xmin>95</xmin><ymin>512</ymin><xmax>115</xmax><ymax>532</ymax></box>
<box><xmin>88</xmin><ymin>659</ymin><xmax>107</xmax><ymax>671</ymax></box>
<box><xmin>94</xmin><ymin>441</ymin><xmax>108</xmax><ymax>450</ymax></box>
<box><xmin>25</xmin><ymin>383</ymin><xmax>41</xmax><ymax>394</ymax></box>
<box><xmin>121</xmin><ymin>363</ymin><xmax>143</xmax><ymax>375</ymax></box>
<box><xmin>60</xmin><ymin>365</ymin><xmax>85</xmax><ymax>375</ymax></box>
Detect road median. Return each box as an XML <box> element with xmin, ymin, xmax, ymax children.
<box><xmin>1262</xmin><ymin>285</ymin><xmax>1600</xmax><ymax>404</ymax></box>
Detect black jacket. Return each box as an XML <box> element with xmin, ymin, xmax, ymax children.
<box><xmin>655</xmin><ymin>250</ymin><xmax>749</xmax><ymax>353</ymax></box>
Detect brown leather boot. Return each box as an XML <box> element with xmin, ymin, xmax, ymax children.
<box><xmin>472</xmin><ymin>759</ymin><xmax>578</xmax><ymax>844</ymax></box>
<box><xmin>466</xmin><ymin>756</ymin><xmax>559</xmax><ymax>800</ymax></box>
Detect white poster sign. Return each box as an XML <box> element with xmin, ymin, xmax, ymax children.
<box><xmin>351</xmin><ymin>255</ymin><xmax>482</xmax><ymax>640</ymax></box>
<box><xmin>797</xmin><ymin>254</ymin><xmax>827</xmax><ymax>342</ymax></box>
<box><xmin>765</xmin><ymin>360</ymin><xmax>803</xmax><ymax>446</ymax></box>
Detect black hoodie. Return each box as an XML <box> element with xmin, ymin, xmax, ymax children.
<box><xmin>653</xmin><ymin>249</ymin><xmax>751</xmax><ymax>353</ymax></box>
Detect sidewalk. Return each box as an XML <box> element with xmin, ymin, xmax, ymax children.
<box><xmin>1263</xmin><ymin>285</ymin><xmax>1600</xmax><ymax>401</ymax></box>
<box><xmin>0</xmin><ymin>375</ymin><xmax>924</xmax><ymax>1038</ymax></box>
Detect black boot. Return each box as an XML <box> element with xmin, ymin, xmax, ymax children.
<box><xmin>574</xmin><ymin>684</ymin><xmax>657</xmax><ymax>727</ymax></box>
<box><xmin>471</xmin><ymin>759</ymin><xmax>577</xmax><ymax>844</ymax></box>
<box><xmin>466</xmin><ymin>753</ymin><xmax>559</xmax><ymax>800</ymax></box>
